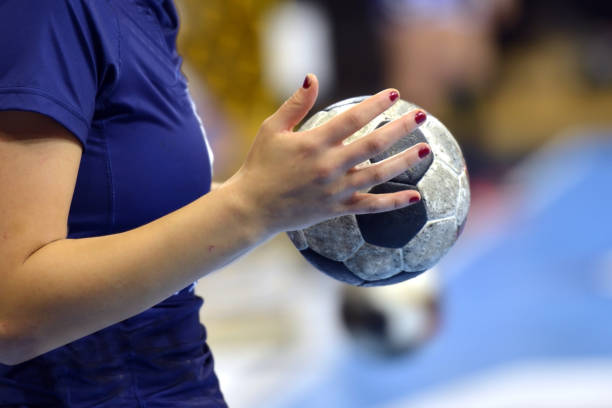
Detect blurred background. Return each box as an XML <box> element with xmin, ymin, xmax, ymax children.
<box><xmin>174</xmin><ymin>0</ymin><xmax>612</xmax><ymax>406</ymax></box>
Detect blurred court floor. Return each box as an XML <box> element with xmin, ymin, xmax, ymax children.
<box><xmin>196</xmin><ymin>131</ymin><xmax>612</xmax><ymax>407</ymax></box>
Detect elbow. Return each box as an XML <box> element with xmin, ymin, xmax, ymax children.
<box><xmin>0</xmin><ymin>320</ymin><xmax>39</xmax><ymax>366</ymax></box>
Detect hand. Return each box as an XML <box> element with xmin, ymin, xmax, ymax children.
<box><xmin>226</xmin><ymin>74</ymin><xmax>430</xmax><ymax>233</ymax></box>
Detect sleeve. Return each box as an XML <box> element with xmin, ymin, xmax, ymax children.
<box><xmin>0</xmin><ymin>0</ymin><xmax>105</xmax><ymax>147</ymax></box>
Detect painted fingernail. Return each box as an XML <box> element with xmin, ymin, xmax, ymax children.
<box><xmin>389</xmin><ymin>91</ymin><xmax>399</xmax><ymax>102</ymax></box>
<box><xmin>302</xmin><ymin>75</ymin><xmax>311</xmax><ymax>89</ymax></box>
<box><xmin>409</xmin><ymin>196</ymin><xmax>421</xmax><ymax>204</ymax></box>
<box><xmin>415</xmin><ymin>110</ymin><xmax>427</xmax><ymax>125</ymax></box>
<box><xmin>418</xmin><ymin>146</ymin><xmax>431</xmax><ymax>159</ymax></box>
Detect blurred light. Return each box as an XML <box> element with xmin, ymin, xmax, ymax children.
<box><xmin>261</xmin><ymin>1</ymin><xmax>334</xmax><ymax>101</ymax></box>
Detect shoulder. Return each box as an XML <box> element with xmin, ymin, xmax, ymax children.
<box><xmin>0</xmin><ymin>0</ymin><xmax>120</xmax><ymax>140</ymax></box>
<box><xmin>0</xmin><ymin>0</ymin><xmax>119</xmax><ymax>60</ymax></box>
<box><xmin>0</xmin><ymin>0</ymin><xmax>120</xmax><ymax>60</ymax></box>
<box><xmin>0</xmin><ymin>0</ymin><xmax>89</xmax><ymax>18</ymax></box>
<box><xmin>0</xmin><ymin>0</ymin><xmax>117</xmax><ymax>31</ymax></box>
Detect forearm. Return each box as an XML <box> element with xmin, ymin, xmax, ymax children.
<box><xmin>0</xmin><ymin>178</ymin><xmax>271</xmax><ymax>363</ymax></box>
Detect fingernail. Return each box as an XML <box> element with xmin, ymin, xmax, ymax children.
<box><xmin>302</xmin><ymin>75</ymin><xmax>311</xmax><ymax>89</ymax></box>
<box><xmin>389</xmin><ymin>91</ymin><xmax>399</xmax><ymax>102</ymax></box>
<box><xmin>415</xmin><ymin>110</ymin><xmax>427</xmax><ymax>125</ymax></box>
<box><xmin>418</xmin><ymin>147</ymin><xmax>431</xmax><ymax>159</ymax></box>
<box><xmin>409</xmin><ymin>196</ymin><xmax>421</xmax><ymax>204</ymax></box>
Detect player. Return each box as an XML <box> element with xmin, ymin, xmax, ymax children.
<box><xmin>0</xmin><ymin>0</ymin><xmax>430</xmax><ymax>406</ymax></box>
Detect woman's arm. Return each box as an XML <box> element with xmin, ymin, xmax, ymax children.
<box><xmin>0</xmin><ymin>75</ymin><xmax>429</xmax><ymax>365</ymax></box>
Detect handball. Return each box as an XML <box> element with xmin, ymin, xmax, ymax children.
<box><xmin>287</xmin><ymin>97</ymin><xmax>470</xmax><ymax>286</ymax></box>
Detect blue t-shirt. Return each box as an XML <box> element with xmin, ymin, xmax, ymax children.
<box><xmin>0</xmin><ymin>0</ymin><xmax>226</xmax><ymax>406</ymax></box>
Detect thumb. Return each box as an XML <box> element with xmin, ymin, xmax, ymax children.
<box><xmin>269</xmin><ymin>74</ymin><xmax>319</xmax><ymax>132</ymax></box>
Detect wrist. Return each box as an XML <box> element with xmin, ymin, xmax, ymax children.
<box><xmin>217</xmin><ymin>173</ymin><xmax>279</xmax><ymax>241</ymax></box>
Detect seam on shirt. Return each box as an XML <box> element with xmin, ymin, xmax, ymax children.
<box><xmin>100</xmin><ymin>132</ymin><xmax>117</xmax><ymax>235</ymax></box>
<box><xmin>116</xmin><ymin>0</ymin><xmax>173</xmax><ymax>61</ymax></box>
<box><xmin>103</xmin><ymin>0</ymin><xmax>123</xmax><ymax>96</ymax></box>
<box><xmin>91</xmin><ymin>3</ymin><xmax>121</xmax><ymax>130</ymax></box>
<box><xmin>114</xmin><ymin>0</ymin><xmax>123</xmax><ymax>74</ymax></box>
<box><xmin>0</xmin><ymin>86</ymin><xmax>89</xmax><ymax>126</ymax></box>
<box><xmin>93</xmin><ymin>0</ymin><xmax>120</xmax><ymax>236</ymax></box>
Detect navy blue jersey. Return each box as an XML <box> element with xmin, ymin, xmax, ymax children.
<box><xmin>0</xmin><ymin>0</ymin><xmax>226</xmax><ymax>406</ymax></box>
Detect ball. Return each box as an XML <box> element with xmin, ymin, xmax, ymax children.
<box><xmin>287</xmin><ymin>97</ymin><xmax>470</xmax><ymax>286</ymax></box>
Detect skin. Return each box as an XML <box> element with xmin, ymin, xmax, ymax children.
<box><xmin>0</xmin><ymin>74</ymin><xmax>429</xmax><ymax>365</ymax></box>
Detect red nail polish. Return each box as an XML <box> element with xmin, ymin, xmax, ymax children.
<box><xmin>418</xmin><ymin>147</ymin><xmax>430</xmax><ymax>159</ymax></box>
<box><xmin>409</xmin><ymin>196</ymin><xmax>421</xmax><ymax>204</ymax></box>
<box><xmin>302</xmin><ymin>75</ymin><xmax>311</xmax><ymax>89</ymax></box>
<box><xmin>389</xmin><ymin>91</ymin><xmax>399</xmax><ymax>102</ymax></box>
<box><xmin>415</xmin><ymin>110</ymin><xmax>427</xmax><ymax>125</ymax></box>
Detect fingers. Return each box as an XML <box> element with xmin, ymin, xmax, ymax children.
<box><xmin>345</xmin><ymin>142</ymin><xmax>431</xmax><ymax>193</ymax></box>
<box><xmin>339</xmin><ymin>109</ymin><xmax>427</xmax><ymax>171</ymax></box>
<box><xmin>266</xmin><ymin>74</ymin><xmax>319</xmax><ymax>132</ymax></box>
<box><xmin>342</xmin><ymin>189</ymin><xmax>421</xmax><ymax>216</ymax></box>
<box><xmin>314</xmin><ymin>89</ymin><xmax>400</xmax><ymax>145</ymax></box>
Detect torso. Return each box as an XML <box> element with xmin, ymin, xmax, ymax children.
<box><xmin>69</xmin><ymin>0</ymin><xmax>213</xmax><ymax>237</ymax></box>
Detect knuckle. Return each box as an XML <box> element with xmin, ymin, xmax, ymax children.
<box><xmin>349</xmin><ymin>175</ymin><xmax>364</xmax><ymax>191</ymax></box>
<box><xmin>325</xmin><ymin>186</ymin><xmax>339</xmax><ymax>199</ymax></box>
<box><xmin>279</xmin><ymin>97</ymin><xmax>302</xmax><ymax>117</ymax></box>
<box><xmin>402</xmin><ymin>116</ymin><xmax>415</xmax><ymax>134</ymax></box>
<box><xmin>370</xmin><ymin>167</ymin><xmax>386</xmax><ymax>184</ymax></box>
<box><xmin>378</xmin><ymin>98</ymin><xmax>390</xmax><ymax>113</ymax></box>
<box><xmin>297</xmin><ymin>140</ymin><xmax>317</xmax><ymax>156</ymax></box>
<box><xmin>260</xmin><ymin>117</ymin><xmax>274</xmax><ymax>132</ymax></box>
<box><xmin>336</xmin><ymin>200</ymin><xmax>354</xmax><ymax>216</ymax></box>
<box><xmin>288</xmin><ymin>97</ymin><xmax>303</xmax><ymax>111</ymax></box>
<box><xmin>314</xmin><ymin>164</ymin><xmax>333</xmax><ymax>182</ymax></box>
<box><xmin>364</xmin><ymin>138</ymin><xmax>383</xmax><ymax>156</ymax></box>
<box><xmin>344</xmin><ymin>192</ymin><xmax>360</xmax><ymax>206</ymax></box>
<box><xmin>403</xmin><ymin>152</ymin><xmax>415</xmax><ymax>167</ymax></box>
<box><xmin>286</xmin><ymin>94</ymin><xmax>302</xmax><ymax>109</ymax></box>
<box><xmin>345</xmin><ymin>111</ymin><xmax>362</xmax><ymax>130</ymax></box>
<box><xmin>365</xmin><ymin>203</ymin><xmax>378</xmax><ymax>213</ymax></box>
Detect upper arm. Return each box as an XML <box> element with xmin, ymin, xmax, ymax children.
<box><xmin>0</xmin><ymin>111</ymin><xmax>82</xmax><ymax>273</ymax></box>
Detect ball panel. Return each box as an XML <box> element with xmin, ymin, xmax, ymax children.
<box><xmin>324</xmin><ymin>96</ymin><xmax>368</xmax><ymax>112</ymax></box>
<box><xmin>369</xmin><ymin>127</ymin><xmax>433</xmax><ymax>185</ymax></box>
<box><xmin>356</xmin><ymin>182</ymin><xmax>427</xmax><ymax>248</ymax></box>
<box><xmin>344</xmin><ymin>243</ymin><xmax>403</xmax><ymax>281</ymax></box>
<box><xmin>374</xmin><ymin>120</ymin><xmax>390</xmax><ymax>129</ymax></box>
<box><xmin>342</xmin><ymin>116</ymin><xmax>384</xmax><ymax>146</ymax></box>
<box><xmin>286</xmin><ymin>230</ymin><xmax>308</xmax><ymax>250</ymax></box>
<box><xmin>418</xmin><ymin>160</ymin><xmax>460</xmax><ymax>219</ymax></box>
<box><xmin>422</xmin><ymin>116</ymin><xmax>464</xmax><ymax>174</ymax></box>
<box><xmin>300</xmin><ymin>110</ymin><xmax>340</xmax><ymax>132</ymax></box>
<box><xmin>456</xmin><ymin>170</ymin><xmax>470</xmax><ymax>227</ymax></box>
<box><xmin>304</xmin><ymin>215</ymin><xmax>364</xmax><ymax>261</ymax></box>
<box><xmin>360</xmin><ymin>270</ymin><xmax>426</xmax><ymax>287</ymax></box>
<box><xmin>383</xmin><ymin>99</ymin><xmax>420</xmax><ymax>118</ymax></box>
<box><xmin>402</xmin><ymin>218</ymin><xmax>457</xmax><ymax>271</ymax></box>
<box><xmin>300</xmin><ymin>248</ymin><xmax>365</xmax><ymax>286</ymax></box>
